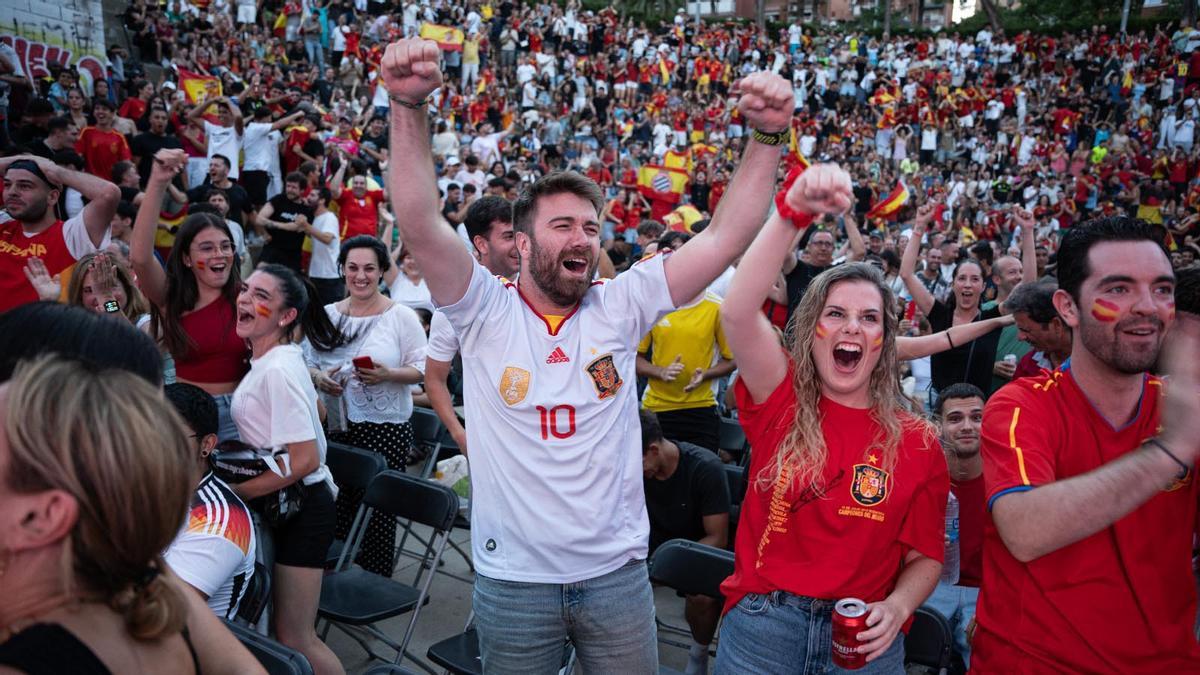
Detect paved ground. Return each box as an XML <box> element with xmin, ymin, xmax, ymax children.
<box><xmin>325</xmin><ymin>521</ymin><xmax>698</xmax><ymax>674</ymax></box>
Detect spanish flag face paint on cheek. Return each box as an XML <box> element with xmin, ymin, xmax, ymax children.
<box><xmin>815</xmin><ymin>322</ymin><xmax>829</xmax><ymax>339</ymax></box>
<box><xmin>871</xmin><ymin>335</ymin><xmax>883</xmax><ymax>352</ymax></box>
<box><xmin>1090</xmin><ymin>298</ymin><xmax>1120</xmax><ymax>322</ymax></box>
<box><xmin>1167</xmin><ymin>301</ymin><xmax>1176</xmax><ymax>321</ymax></box>
<box><xmin>255</xmin><ymin>304</ymin><xmax>271</xmax><ymax>318</ymax></box>
<box><xmin>195</xmin><ymin>260</ymin><xmax>206</xmax><ymax>270</ymax></box>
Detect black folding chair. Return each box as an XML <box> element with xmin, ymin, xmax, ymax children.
<box><xmin>427</xmin><ymin>609</ymin><xmax>575</xmax><ymax>675</ymax></box>
<box><xmin>905</xmin><ymin>606</ymin><xmax>954</xmax><ymax>675</ymax></box>
<box><xmin>722</xmin><ymin>463</ymin><xmax>747</xmax><ymax>506</ymax></box>
<box><xmin>718</xmin><ymin>417</ymin><xmax>750</xmax><ymax>466</ymax></box>
<box><xmin>318</xmin><ymin>471</ymin><xmax>459</xmax><ymax>672</ymax></box>
<box><xmin>323</xmin><ymin>442</ymin><xmax>388</xmax><ymax>569</ymax></box>
<box><xmin>648</xmin><ymin>539</ymin><xmax>736</xmax><ymax>670</ymax></box>
<box><xmin>224</xmin><ymin>619</ymin><xmax>314</xmax><ymax>675</ymax></box>
<box><xmin>410</xmin><ymin>407</ymin><xmax>460</xmax><ymax>480</ymax></box>
<box><xmin>233</xmin><ymin>561</ymin><xmax>271</xmax><ymax>629</ymax></box>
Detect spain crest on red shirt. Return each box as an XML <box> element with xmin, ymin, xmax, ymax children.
<box><xmin>850</xmin><ymin>463</ymin><xmax>889</xmax><ymax>507</ymax></box>
<box><xmin>585</xmin><ymin>353</ymin><xmax>623</xmax><ymax>400</ymax></box>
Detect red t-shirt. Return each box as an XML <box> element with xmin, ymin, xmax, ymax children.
<box><xmin>75</xmin><ymin>126</ymin><xmax>131</xmax><ymax>179</ymax></box>
<box><xmin>721</xmin><ymin>368</ymin><xmax>949</xmax><ymax>615</ymax></box>
<box><xmin>335</xmin><ymin>189</ymin><xmax>385</xmax><ymax>240</ymax></box>
<box><xmin>0</xmin><ymin>215</ymin><xmax>96</xmax><ymax>313</ymax></box>
<box><xmin>952</xmin><ymin>473</ymin><xmax>985</xmax><ymax>587</ymax></box>
<box><xmin>974</xmin><ymin>365</ymin><xmax>1200</xmax><ymax>672</ymax></box>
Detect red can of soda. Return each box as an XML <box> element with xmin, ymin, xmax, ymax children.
<box><xmin>832</xmin><ymin>597</ymin><xmax>869</xmax><ymax>670</ymax></box>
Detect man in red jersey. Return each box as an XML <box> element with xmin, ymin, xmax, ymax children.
<box><xmin>74</xmin><ymin>99</ymin><xmax>131</xmax><ymax>179</ymax></box>
<box><xmin>1</xmin><ymin>155</ymin><xmax>119</xmax><ymax>312</ymax></box>
<box><xmin>974</xmin><ymin>216</ymin><xmax>1200</xmax><ymax>671</ymax></box>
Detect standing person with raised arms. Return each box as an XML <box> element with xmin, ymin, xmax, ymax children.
<box><xmin>379</xmin><ymin>37</ymin><xmax>795</xmax><ymax>673</ymax></box>
<box><xmin>716</xmin><ymin>167</ymin><xmax>949</xmax><ymax>672</ymax></box>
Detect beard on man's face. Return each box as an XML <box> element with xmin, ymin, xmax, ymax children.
<box><xmin>527</xmin><ymin>232</ymin><xmax>596</xmax><ymax>307</ymax></box>
<box><xmin>1079</xmin><ymin>311</ymin><xmax>1165</xmax><ymax>375</ymax></box>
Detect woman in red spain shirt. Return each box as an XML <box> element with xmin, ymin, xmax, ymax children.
<box><xmin>716</xmin><ymin>165</ymin><xmax>949</xmax><ymax>673</ymax></box>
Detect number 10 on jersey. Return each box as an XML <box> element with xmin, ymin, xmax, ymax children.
<box><xmin>537</xmin><ymin>405</ymin><xmax>576</xmax><ymax>440</ymax></box>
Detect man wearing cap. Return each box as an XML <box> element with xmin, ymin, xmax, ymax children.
<box><xmin>1</xmin><ymin>154</ymin><xmax>119</xmax><ymax>312</ymax></box>
<box><xmin>75</xmin><ymin>99</ymin><xmax>131</xmax><ymax>180</ymax></box>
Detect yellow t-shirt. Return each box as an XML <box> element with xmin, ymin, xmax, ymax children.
<box><xmin>463</xmin><ymin>38</ymin><xmax>481</xmax><ymax>65</ymax></box>
<box><xmin>637</xmin><ymin>293</ymin><xmax>732</xmax><ymax>412</ymax></box>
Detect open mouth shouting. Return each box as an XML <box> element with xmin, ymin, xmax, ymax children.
<box><xmin>832</xmin><ymin>341</ymin><xmax>864</xmax><ymax>373</ymax></box>
<box><xmin>561</xmin><ymin>255</ymin><xmax>589</xmax><ymax>276</ymax></box>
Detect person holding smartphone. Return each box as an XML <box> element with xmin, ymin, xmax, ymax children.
<box><xmin>302</xmin><ymin>235</ymin><xmax>427</xmax><ymax>577</ymax></box>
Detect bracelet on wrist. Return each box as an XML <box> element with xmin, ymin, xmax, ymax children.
<box><xmin>1147</xmin><ymin>437</ymin><xmax>1190</xmax><ymax>480</ymax></box>
<box><xmin>751</xmin><ymin>127</ymin><xmax>790</xmax><ymax>146</ymax></box>
<box><xmin>389</xmin><ymin>93</ymin><xmax>429</xmax><ymax>110</ymax></box>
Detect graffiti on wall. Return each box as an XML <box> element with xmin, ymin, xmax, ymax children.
<box><xmin>0</xmin><ymin>35</ymin><xmax>106</xmax><ymax>89</ymax></box>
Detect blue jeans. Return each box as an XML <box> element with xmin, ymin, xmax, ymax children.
<box><xmin>922</xmin><ymin>581</ymin><xmax>978</xmax><ymax>668</ymax></box>
<box><xmin>715</xmin><ymin>592</ymin><xmax>905</xmax><ymax>675</ymax></box>
<box><xmin>213</xmin><ymin>393</ymin><xmax>240</xmax><ymax>442</ymax></box>
<box><xmin>473</xmin><ymin>558</ymin><xmax>658</xmax><ymax>674</ymax></box>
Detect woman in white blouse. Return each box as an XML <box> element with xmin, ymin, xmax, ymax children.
<box><xmin>305</xmin><ymin>235</ymin><xmax>427</xmax><ymax>577</ymax></box>
<box><xmin>230</xmin><ymin>263</ymin><xmax>344</xmax><ymax>675</ymax></box>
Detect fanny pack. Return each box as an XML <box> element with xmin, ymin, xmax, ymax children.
<box><xmin>211</xmin><ymin>440</ymin><xmax>304</xmax><ymax>526</ymax></box>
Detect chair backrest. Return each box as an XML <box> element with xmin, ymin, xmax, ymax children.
<box><xmin>224</xmin><ymin>619</ymin><xmax>314</xmax><ymax>675</ymax></box>
<box><xmin>904</xmin><ymin>606</ymin><xmax>953</xmax><ymax>669</ymax></box>
<box><xmin>364</xmin><ymin>470</ymin><xmax>460</xmax><ymax>532</ymax></box>
<box><xmin>326</xmin><ymin>442</ymin><xmax>387</xmax><ymax>491</ymax></box>
<box><xmin>718</xmin><ymin>417</ymin><xmax>748</xmax><ymax>454</ymax></box>
<box><xmin>649</xmin><ymin>538</ymin><xmax>734</xmax><ymax>600</ymax></box>
<box><xmin>234</xmin><ymin>561</ymin><xmax>271</xmax><ymax>627</ymax></box>
<box><xmin>723</xmin><ymin>463</ymin><xmax>747</xmax><ymax>506</ymax></box>
<box><xmin>409</xmin><ymin>407</ymin><xmax>445</xmax><ymax>446</ymax></box>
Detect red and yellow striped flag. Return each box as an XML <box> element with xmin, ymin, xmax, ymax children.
<box><xmin>419</xmin><ymin>23</ymin><xmax>464</xmax><ymax>51</ymax></box>
<box><xmin>866</xmin><ymin>180</ymin><xmax>910</xmax><ymax>220</ymax></box>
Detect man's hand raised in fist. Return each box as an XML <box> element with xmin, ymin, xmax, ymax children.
<box><xmin>380</xmin><ymin>39</ymin><xmax>444</xmax><ymax>107</ymax></box>
<box><xmin>734</xmin><ymin>71</ymin><xmax>794</xmax><ymax>134</ymax></box>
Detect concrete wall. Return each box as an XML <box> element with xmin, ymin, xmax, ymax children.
<box><xmin>1</xmin><ymin>0</ymin><xmax>108</xmax><ymax>93</ymax></box>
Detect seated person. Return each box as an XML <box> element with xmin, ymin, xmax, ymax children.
<box><xmin>164</xmin><ymin>382</ymin><xmax>257</xmax><ymax>620</ymax></box>
<box><xmin>641</xmin><ymin>409</ymin><xmax>731</xmax><ymax>675</ymax></box>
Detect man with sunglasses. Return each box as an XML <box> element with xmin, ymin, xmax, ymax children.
<box><xmin>1</xmin><ymin>154</ymin><xmax>119</xmax><ymax>312</ymax></box>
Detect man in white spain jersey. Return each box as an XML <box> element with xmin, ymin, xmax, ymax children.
<box><xmin>381</xmin><ymin>37</ymin><xmax>795</xmax><ymax>673</ymax></box>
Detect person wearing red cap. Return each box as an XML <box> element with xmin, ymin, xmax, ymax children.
<box><xmin>1</xmin><ymin>154</ymin><xmax>119</xmax><ymax>313</ymax></box>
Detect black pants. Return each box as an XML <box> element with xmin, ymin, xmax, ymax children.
<box><xmin>310</xmin><ymin>276</ymin><xmax>345</xmax><ymax>306</ymax></box>
<box><xmin>241</xmin><ymin>169</ymin><xmax>270</xmax><ymax>208</ymax></box>
<box><xmin>330</xmin><ymin>420</ymin><xmax>414</xmax><ymax>576</ymax></box>
<box><xmin>654</xmin><ymin>406</ymin><xmax>720</xmax><ymax>453</ymax></box>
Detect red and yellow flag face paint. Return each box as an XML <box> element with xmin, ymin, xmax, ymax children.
<box><xmin>195</xmin><ymin>260</ymin><xmax>206</xmax><ymax>270</ymax></box>
<box><xmin>815</xmin><ymin>322</ymin><xmax>829</xmax><ymax>339</ymax></box>
<box><xmin>1167</xmin><ymin>301</ymin><xmax>1176</xmax><ymax>321</ymax></box>
<box><xmin>871</xmin><ymin>335</ymin><xmax>884</xmax><ymax>352</ymax></box>
<box><xmin>1090</xmin><ymin>298</ymin><xmax>1120</xmax><ymax>322</ymax></box>
<box><xmin>254</xmin><ymin>303</ymin><xmax>271</xmax><ymax>318</ymax></box>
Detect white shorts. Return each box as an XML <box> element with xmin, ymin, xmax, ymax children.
<box><xmin>673</xmin><ymin>130</ymin><xmax>687</xmax><ymax>146</ymax></box>
<box><xmin>236</xmin><ymin>4</ymin><xmax>256</xmax><ymax>23</ymax></box>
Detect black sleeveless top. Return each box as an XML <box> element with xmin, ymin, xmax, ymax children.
<box><xmin>0</xmin><ymin>623</ymin><xmax>201</xmax><ymax>675</ymax></box>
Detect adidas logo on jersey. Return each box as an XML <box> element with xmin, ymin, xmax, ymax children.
<box><xmin>546</xmin><ymin>347</ymin><xmax>571</xmax><ymax>364</ymax></box>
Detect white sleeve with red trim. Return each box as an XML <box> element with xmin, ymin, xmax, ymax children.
<box><xmin>61</xmin><ymin>213</ymin><xmax>109</xmax><ymax>260</ymax></box>
<box><xmin>980</xmin><ymin>384</ymin><xmax>1059</xmax><ymax>511</ymax></box>
<box><xmin>594</xmin><ymin>252</ymin><xmax>676</xmax><ymax>342</ymax></box>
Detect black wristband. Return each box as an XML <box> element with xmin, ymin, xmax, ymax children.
<box><xmin>1147</xmin><ymin>437</ymin><xmax>1190</xmax><ymax>480</ymax></box>
<box><xmin>751</xmin><ymin>128</ymin><xmax>789</xmax><ymax>146</ymax></box>
<box><xmin>389</xmin><ymin>93</ymin><xmax>429</xmax><ymax>110</ymax></box>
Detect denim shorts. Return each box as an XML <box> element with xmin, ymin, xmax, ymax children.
<box><xmin>473</xmin><ymin>559</ymin><xmax>658</xmax><ymax>674</ymax></box>
<box><xmin>715</xmin><ymin>591</ymin><xmax>905</xmax><ymax>675</ymax></box>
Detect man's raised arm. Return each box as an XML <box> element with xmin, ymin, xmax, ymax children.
<box><xmin>663</xmin><ymin>72</ymin><xmax>792</xmax><ymax>307</ymax></box>
<box><xmin>382</xmin><ymin>38</ymin><xmax>475</xmax><ymax>307</ymax></box>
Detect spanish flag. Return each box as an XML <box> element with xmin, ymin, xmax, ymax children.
<box><xmin>866</xmin><ymin>180</ymin><xmax>910</xmax><ymax>220</ymax></box>
<box><xmin>637</xmin><ymin>165</ymin><xmax>689</xmax><ymax>204</ymax></box>
<box><xmin>663</xmin><ymin>203</ymin><xmax>704</xmax><ymax>233</ymax></box>
<box><xmin>658</xmin><ymin>55</ymin><xmax>671</xmax><ymax>85</ymax></box>
<box><xmin>787</xmin><ymin>128</ymin><xmax>811</xmax><ymax>170</ymax></box>
<box><xmin>419</xmin><ymin>23</ymin><xmax>465</xmax><ymax>51</ymax></box>
<box><xmin>663</xmin><ymin>148</ymin><xmax>692</xmax><ymax>173</ymax></box>
<box><xmin>178</xmin><ymin>68</ymin><xmax>222</xmax><ymax>105</ymax></box>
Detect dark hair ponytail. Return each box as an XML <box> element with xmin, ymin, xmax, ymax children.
<box><xmin>257</xmin><ymin>263</ymin><xmax>350</xmax><ymax>352</ymax></box>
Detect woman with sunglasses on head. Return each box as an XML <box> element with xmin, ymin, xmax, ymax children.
<box><xmin>303</xmin><ymin>235</ymin><xmax>428</xmax><ymax>577</ymax></box>
<box><xmin>715</xmin><ymin>165</ymin><xmax>950</xmax><ymax>673</ymax></box>
<box><xmin>132</xmin><ymin>148</ymin><xmax>248</xmax><ymax>440</ymax></box>
<box><xmin>230</xmin><ymin>263</ymin><xmax>345</xmax><ymax>675</ymax></box>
